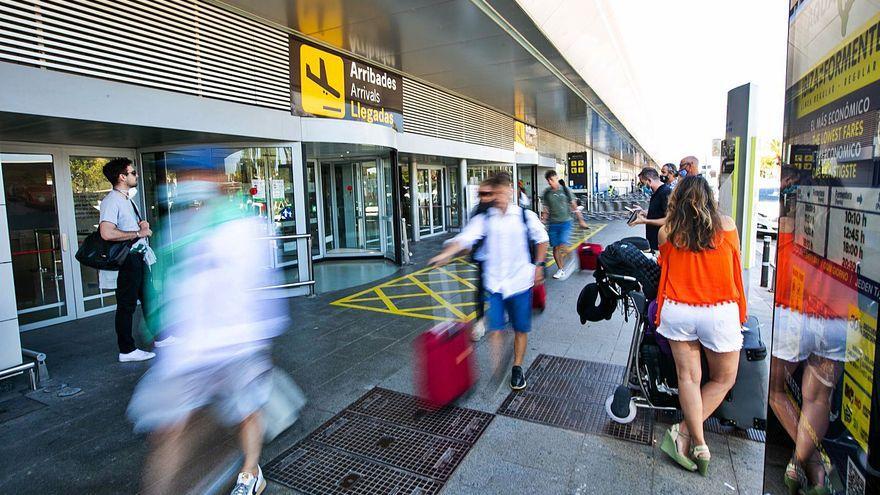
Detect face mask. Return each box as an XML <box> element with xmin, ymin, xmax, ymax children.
<box><xmin>781</xmin><ymin>184</ymin><xmax>797</xmax><ymax>196</ymax></box>
<box><xmin>641</xmin><ymin>185</ymin><xmax>652</xmax><ymax>196</ymax></box>
<box><xmin>679</xmin><ymin>170</ymin><xmax>688</xmax><ymax>178</ymax></box>
<box><xmin>127</xmin><ymin>187</ymin><xmax>138</xmax><ymax>199</ymax></box>
<box><xmin>659</xmin><ymin>176</ymin><xmax>669</xmax><ymax>184</ymax></box>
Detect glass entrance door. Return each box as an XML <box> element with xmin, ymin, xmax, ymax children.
<box><xmin>417</xmin><ymin>167</ymin><xmax>446</xmax><ymax>237</ymax></box>
<box><xmin>321</xmin><ymin>160</ymin><xmax>387</xmax><ymax>255</ymax></box>
<box><xmin>0</xmin><ymin>153</ymin><xmax>73</xmax><ymax>329</ymax></box>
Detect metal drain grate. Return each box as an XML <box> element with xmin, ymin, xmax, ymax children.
<box><xmin>497</xmin><ymin>355</ymin><xmax>653</xmax><ymax>445</ymax></box>
<box><xmin>348</xmin><ymin>387</ymin><xmax>493</xmax><ymax>443</ymax></box>
<box><xmin>655</xmin><ymin>410</ymin><xmax>766</xmax><ymax>443</ymax></box>
<box><xmin>266</xmin><ymin>443</ymin><xmax>442</xmax><ymax>495</ymax></box>
<box><xmin>311</xmin><ymin>411</ymin><xmax>471</xmax><ymax>480</ymax></box>
<box><xmin>266</xmin><ymin>388</ymin><xmax>493</xmax><ymax>494</ymax></box>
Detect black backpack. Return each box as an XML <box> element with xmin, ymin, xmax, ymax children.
<box><xmin>597</xmin><ymin>239</ymin><xmax>661</xmax><ymax>299</ymax></box>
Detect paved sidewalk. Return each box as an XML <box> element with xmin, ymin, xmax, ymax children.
<box><xmin>0</xmin><ymin>220</ymin><xmax>770</xmax><ymax>494</ymax></box>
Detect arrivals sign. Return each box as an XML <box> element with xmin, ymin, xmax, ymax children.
<box><xmin>291</xmin><ymin>38</ymin><xmax>404</xmax><ymax>131</ymax></box>
<box><xmin>566</xmin><ymin>152</ymin><xmax>588</xmax><ymax>190</ymax></box>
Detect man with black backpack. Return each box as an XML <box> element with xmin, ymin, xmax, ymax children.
<box><xmin>541</xmin><ymin>170</ymin><xmax>588</xmax><ymax>279</ymax></box>
<box><xmin>431</xmin><ymin>173</ymin><xmax>548</xmax><ymax>390</ymax></box>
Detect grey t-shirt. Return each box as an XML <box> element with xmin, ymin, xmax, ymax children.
<box><xmin>99</xmin><ymin>190</ymin><xmax>147</xmax><ymax>249</ymax></box>
<box><xmin>542</xmin><ymin>186</ymin><xmax>573</xmax><ymax>224</ymax></box>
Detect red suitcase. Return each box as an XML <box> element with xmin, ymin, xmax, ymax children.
<box><xmin>414</xmin><ymin>322</ymin><xmax>476</xmax><ymax>408</ymax></box>
<box><xmin>578</xmin><ymin>243</ymin><xmax>603</xmax><ymax>270</ymax></box>
<box><xmin>532</xmin><ymin>283</ymin><xmax>546</xmax><ymax>312</ymax></box>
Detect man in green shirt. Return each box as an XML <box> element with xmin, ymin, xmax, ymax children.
<box><xmin>541</xmin><ymin>170</ymin><xmax>588</xmax><ymax>279</ymax></box>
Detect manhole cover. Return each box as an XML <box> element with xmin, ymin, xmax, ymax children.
<box><xmin>265</xmin><ymin>387</ymin><xmax>493</xmax><ymax>494</ymax></box>
<box><xmin>497</xmin><ymin>355</ymin><xmax>653</xmax><ymax>445</ymax></box>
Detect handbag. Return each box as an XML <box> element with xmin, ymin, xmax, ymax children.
<box><xmin>75</xmin><ymin>232</ymin><xmax>135</xmax><ymax>270</ymax></box>
<box><xmin>75</xmin><ymin>198</ymin><xmax>142</xmax><ymax>271</ymax></box>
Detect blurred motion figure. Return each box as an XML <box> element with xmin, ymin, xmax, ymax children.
<box><xmin>127</xmin><ymin>166</ymin><xmax>287</xmax><ymax>495</ymax></box>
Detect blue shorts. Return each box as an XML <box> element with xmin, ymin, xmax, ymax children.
<box><xmin>548</xmin><ymin>220</ymin><xmax>572</xmax><ymax>247</ymax></box>
<box><xmin>486</xmin><ymin>289</ymin><xmax>532</xmax><ymax>333</ymax></box>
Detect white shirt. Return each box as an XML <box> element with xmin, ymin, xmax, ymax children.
<box><xmin>451</xmin><ymin>205</ymin><xmax>549</xmax><ymax>298</ymax></box>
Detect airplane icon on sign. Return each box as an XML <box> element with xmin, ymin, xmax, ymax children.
<box><xmin>307</xmin><ymin>58</ymin><xmax>341</xmax><ymax>100</ymax></box>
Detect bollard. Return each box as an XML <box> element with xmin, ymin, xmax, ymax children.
<box><xmin>760</xmin><ymin>235</ymin><xmax>771</xmax><ymax>287</ymax></box>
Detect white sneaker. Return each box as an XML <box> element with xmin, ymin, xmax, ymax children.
<box><xmin>153</xmin><ymin>335</ymin><xmax>178</xmax><ymax>348</ymax></box>
<box><xmin>471</xmin><ymin>319</ymin><xmax>486</xmax><ymax>342</ymax></box>
<box><xmin>231</xmin><ymin>466</ymin><xmax>266</xmax><ymax>495</ymax></box>
<box><xmin>552</xmin><ymin>269</ymin><xmax>566</xmax><ymax>279</ymax></box>
<box><xmin>118</xmin><ymin>349</ymin><xmax>156</xmax><ymax>362</ymax></box>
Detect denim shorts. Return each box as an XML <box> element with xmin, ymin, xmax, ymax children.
<box><xmin>486</xmin><ymin>289</ymin><xmax>533</xmax><ymax>333</ymax></box>
<box><xmin>548</xmin><ymin>220</ymin><xmax>572</xmax><ymax>247</ymax></box>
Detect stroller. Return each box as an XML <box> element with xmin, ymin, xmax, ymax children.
<box><xmin>584</xmin><ymin>239</ymin><xmax>769</xmax><ymax>430</ymax></box>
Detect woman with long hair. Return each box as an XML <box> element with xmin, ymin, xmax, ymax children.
<box><xmin>655</xmin><ymin>175</ymin><xmax>747</xmax><ymax>476</ymax></box>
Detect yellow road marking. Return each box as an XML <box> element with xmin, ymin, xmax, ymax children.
<box><xmin>407</xmin><ymin>274</ymin><xmax>468</xmax><ymax>320</ymax></box>
<box><xmin>546</xmin><ymin>223</ymin><xmax>606</xmax><ymax>267</ymax></box>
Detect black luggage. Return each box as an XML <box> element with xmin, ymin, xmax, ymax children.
<box><xmin>715</xmin><ymin>315</ymin><xmax>769</xmax><ymax>429</ymax></box>
<box><xmin>598</xmin><ymin>239</ymin><xmax>661</xmax><ymax>299</ymax></box>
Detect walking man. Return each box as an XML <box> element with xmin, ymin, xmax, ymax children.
<box><xmin>628</xmin><ymin>167</ymin><xmax>672</xmax><ymax>251</ymax></box>
<box><xmin>99</xmin><ymin>158</ymin><xmax>169</xmax><ymax>362</ymax></box>
<box><xmin>541</xmin><ymin>170</ymin><xmax>587</xmax><ymax>279</ymax></box>
<box><xmin>431</xmin><ymin>173</ymin><xmax>548</xmax><ymax>390</ymax></box>
<box><xmin>680</xmin><ymin>155</ymin><xmax>700</xmax><ymax>177</ymax></box>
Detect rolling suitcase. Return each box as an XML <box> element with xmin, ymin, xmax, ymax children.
<box><xmin>414</xmin><ymin>321</ymin><xmax>476</xmax><ymax>408</ymax></box>
<box><xmin>532</xmin><ymin>283</ymin><xmax>546</xmax><ymax>312</ymax></box>
<box><xmin>578</xmin><ymin>243</ymin><xmax>603</xmax><ymax>270</ymax></box>
<box><xmin>715</xmin><ymin>315</ymin><xmax>769</xmax><ymax>430</ymax></box>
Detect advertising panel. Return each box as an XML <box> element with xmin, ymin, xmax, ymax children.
<box><xmin>290</xmin><ymin>38</ymin><xmax>404</xmax><ymax>131</ymax></box>
<box><xmin>767</xmin><ymin>2</ymin><xmax>880</xmax><ymax>493</ymax></box>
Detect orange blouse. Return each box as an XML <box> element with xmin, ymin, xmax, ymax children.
<box><xmin>656</xmin><ymin>229</ymin><xmax>747</xmax><ymax>325</ymax></box>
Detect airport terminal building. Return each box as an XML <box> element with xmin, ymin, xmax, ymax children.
<box><xmin>0</xmin><ymin>0</ymin><xmax>653</xmax><ymax>365</ymax></box>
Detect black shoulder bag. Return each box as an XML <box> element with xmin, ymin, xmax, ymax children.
<box><xmin>75</xmin><ymin>199</ymin><xmax>140</xmax><ymax>271</ymax></box>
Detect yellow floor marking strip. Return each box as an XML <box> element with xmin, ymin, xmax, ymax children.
<box><xmin>436</xmin><ymin>266</ymin><xmax>477</xmax><ymax>290</ymax></box>
<box><xmin>374</xmin><ymin>287</ymin><xmax>398</xmax><ymax>312</ymax></box>
<box><xmin>406</xmin><ymin>274</ymin><xmax>468</xmax><ymax>320</ymax></box>
<box><xmin>347</xmin><ymin>288</ymin><xmax>471</xmax><ymax>303</ymax></box>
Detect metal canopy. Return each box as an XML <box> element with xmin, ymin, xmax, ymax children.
<box><xmin>214</xmin><ymin>0</ymin><xmax>650</xmax><ymax>162</ymax></box>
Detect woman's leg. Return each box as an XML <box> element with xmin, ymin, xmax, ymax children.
<box><xmin>797</xmin><ymin>356</ymin><xmax>842</xmax><ymax>486</ymax></box>
<box><xmin>699</xmin><ymin>347</ymin><xmax>741</xmax><ymax>425</ymax></box>
<box><xmin>668</xmin><ymin>339</ymin><xmax>704</xmax><ymax>451</ymax></box>
<box><xmin>768</xmin><ymin>356</ymin><xmax>803</xmax><ymax>442</ymax></box>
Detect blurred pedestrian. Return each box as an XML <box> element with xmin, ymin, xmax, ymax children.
<box><xmin>431</xmin><ymin>172</ymin><xmax>548</xmax><ymax>390</ymax></box>
<box><xmin>660</xmin><ymin>163</ymin><xmax>679</xmax><ymax>189</ymax></box>
<box><xmin>98</xmin><ymin>157</ymin><xmax>170</xmax><ymax>362</ymax></box>
<box><xmin>468</xmin><ymin>178</ymin><xmax>497</xmax><ymax>342</ymax></box>
<box><xmin>541</xmin><ymin>170</ymin><xmax>587</xmax><ymax>279</ymax></box>
<box><xmin>655</xmin><ymin>175</ymin><xmax>746</xmax><ymax>476</ymax></box>
<box><xmin>128</xmin><ymin>168</ymin><xmax>288</xmax><ymax>495</ymax></box>
<box><xmin>628</xmin><ymin>167</ymin><xmax>672</xmax><ymax>251</ymax></box>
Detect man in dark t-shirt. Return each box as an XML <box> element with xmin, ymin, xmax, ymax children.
<box><xmin>629</xmin><ymin>167</ymin><xmax>671</xmax><ymax>251</ymax></box>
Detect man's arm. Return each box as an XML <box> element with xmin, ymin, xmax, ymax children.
<box><xmin>430</xmin><ymin>214</ymin><xmax>484</xmax><ymax>266</ymax></box>
<box><xmin>99</xmin><ymin>221</ymin><xmax>149</xmax><ymax>242</ymax></box>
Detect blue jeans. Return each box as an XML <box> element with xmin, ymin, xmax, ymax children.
<box><xmin>486</xmin><ymin>289</ymin><xmax>533</xmax><ymax>333</ymax></box>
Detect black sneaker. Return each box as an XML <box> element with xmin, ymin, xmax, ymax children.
<box><xmin>510</xmin><ymin>366</ymin><xmax>526</xmax><ymax>390</ymax></box>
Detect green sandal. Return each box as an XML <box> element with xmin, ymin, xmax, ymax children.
<box><xmin>691</xmin><ymin>444</ymin><xmax>711</xmax><ymax>476</ymax></box>
<box><xmin>660</xmin><ymin>424</ymin><xmax>697</xmax><ymax>472</ymax></box>
<box><xmin>783</xmin><ymin>458</ymin><xmax>802</xmax><ymax>495</ymax></box>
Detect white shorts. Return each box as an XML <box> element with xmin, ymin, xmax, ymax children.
<box><xmin>657</xmin><ymin>300</ymin><xmax>743</xmax><ymax>353</ymax></box>
<box><xmin>771</xmin><ymin>306</ymin><xmax>848</xmax><ymax>363</ymax></box>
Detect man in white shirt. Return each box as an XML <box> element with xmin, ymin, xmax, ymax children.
<box><xmin>431</xmin><ymin>173</ymin><xmax>548</xmax><ymax>390</ymax></box>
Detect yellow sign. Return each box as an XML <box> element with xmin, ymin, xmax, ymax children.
<box><xmin>796</xmin><ymin>13</ymin><xmax>880</xmax><ymax>117</ymax></box>
<box><xmin>300</xmin><ymin>44</ymin><xmax>345</xmax><ymax>119</ymax></box>
<box><xmin>842</xmin><ymin>373</ymin><xmax>871</xmax><ymax>452</ymax></box>
<box><xmin>845</xmin><ymin>302</ymin><xmax>876</xmax><ymax>396</ymax></box>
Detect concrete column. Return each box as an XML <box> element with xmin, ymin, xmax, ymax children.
<box><xmin>511</xmin><ymin>162</ymin><xmax>519</xmax><ymax>206</ymax></box>
<box><xmin>0</xmin><ymin>154</ymin><xmax>23</xmax><ymax>369</ymax></box>
<box><xmin>459</xmin><ymin>158</ymin><xmax>467</xmax><ymax>225</ymax></box>
<box><xmin>409</xmin><ymin>158</ymin><xmax>419</xmax><ymax>242</ymax></box>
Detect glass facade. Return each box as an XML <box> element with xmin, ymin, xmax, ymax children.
<box><xmin>765</xmin><ymin>2</ymin><xmax>880</xmax><ymax>493</ymax></box>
